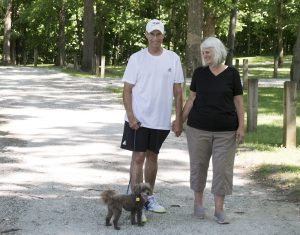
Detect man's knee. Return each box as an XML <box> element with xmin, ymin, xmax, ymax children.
<box><xmin>132</xmin><ymin>152</ymin><xmax>146</xmax><ymax>165</ymax></box>
<box><xmin>146</xmin><ymin>151</ymin><xmax>158</xmax><ymax>162</ymax></box>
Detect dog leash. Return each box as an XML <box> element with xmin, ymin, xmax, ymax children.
<box><xmin>126</xmin><ymin>121</ymin><xmax>141</xmax><ymax>195</ymax></box>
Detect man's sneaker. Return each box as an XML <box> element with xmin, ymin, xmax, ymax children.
<box><xmin>141</xmin><ymin>211</ymin><xmax>147</xmax><ymax>223</ymax></box>
<box><xmin>144</xmin><ymin>195</ymin><xmax>166</xmax><ymax>213</ymax></box>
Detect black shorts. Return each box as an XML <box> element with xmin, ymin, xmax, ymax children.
<box><xmin>120</xmin><ymin>121</ymin><xmax>170</xmax><ymax>154</ymax></box>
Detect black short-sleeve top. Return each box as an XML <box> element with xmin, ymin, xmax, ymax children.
<box><xmin>187</xmin><ymin>66</ymin><xmax>243</xmax><ymax>132</ymax></box>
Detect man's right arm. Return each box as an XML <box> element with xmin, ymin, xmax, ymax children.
<box><xmin>123</xmin><ymin>82</ymin><xmax>140</xmax><ymax>130</ymax></box>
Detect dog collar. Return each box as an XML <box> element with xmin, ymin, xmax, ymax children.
<box><xmin>132</xmin><ymin>194</ymin><xmax>144</xmax><ymax>204</ymax></box>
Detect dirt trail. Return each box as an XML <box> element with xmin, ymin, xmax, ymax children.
<box><xmin>0</xmin><ymin>66</ymin><xmax>299</xmax><ymax>235</ymax></box>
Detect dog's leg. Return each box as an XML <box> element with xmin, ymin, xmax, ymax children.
<box><xmin>137</xmin><ymin>209</ymin><xmax>144</xmax><ymax>226</ymax></box>
<box><xmin>112</xmin><ymin>209</ymin><xmax>122</xmax><ymax>230</ymax></box>
<box><xmin>131</xmin><ymin>211</ymin><xmax>137</xmax><ymax>225</ymax></box>
<box><xmin>105</xmin><ymin>208</ymin><xmax>113</xmax><ymax>226</ymax></box>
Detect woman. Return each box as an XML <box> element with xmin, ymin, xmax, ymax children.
<box><xmin>182</xmin><ymin>37</ymin><xmax>244</xmax><ymax>224</ymax></box>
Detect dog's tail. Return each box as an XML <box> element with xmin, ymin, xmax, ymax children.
<box><xmin>101</xmin><ymin>190</ymin><xmax>116</xmax><ymax>204</ymax></box>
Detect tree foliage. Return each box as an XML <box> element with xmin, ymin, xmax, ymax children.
<box><xmin>0</xmin><ymin>0</ymin><xmax>299</xmax><ymax>68</ymax></box>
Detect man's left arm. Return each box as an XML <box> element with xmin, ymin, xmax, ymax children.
<box><xmin>172</xmin><ymin>83</ymin><xmax>183</xmax><ymax>137</ymax></box>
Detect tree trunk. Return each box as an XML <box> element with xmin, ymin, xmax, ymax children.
<box><xmin>276</xmin><ymin>0</ymin><xmax>284</xmax><ymax>67</ymax></box>
<box><xmin>58</xmin><ymin>0</ymin><xmax>66</xmax><ymax>67</ymax></box>
<box><xmin>203</xmin><ymin>14</ymin><xmax>216</xmax><ymax>38</ymax></box>
<box><xmin>95</xmin><ymin>2</ymin><xmax>105</xmax><ymax>57</ymax></box>
<box><xmin>3</xmin><ymin>0</ymin><xmax>12</xmax><ymax>65</ymax></box>
<box><xmin>247</xmin><ymin>30</ymin><xmax>251</xmax><ymax>55</ymax></box>
<box><xmin>11</xmin><ymin>37</ymin><xmax>16</xmax><ymax>65</ymax></box>
<box><xmin>186</xmin><ymin>0</ymin><xmax>203</xmax><ymax>77</ymax></box>
<box><xmin>290</xmin><ymin>22</ymin><xmax>300</xmax><ymax>90</ymax></box>
<box><xmin>76</xmin><ymin>11</ymin><xmax>83</xmax><ymax>65</ymax></box>
<box><xmin>81</xmin><ymin>0</ymin><xmax>95</xmax><ymax>72</ymax></box>
<box><xmin>225</xmin><ymin>0</ymin><xmax>238</xmax><ymax>66</ymax></box>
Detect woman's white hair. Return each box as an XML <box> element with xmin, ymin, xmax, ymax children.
<box><xmin>200</xmin><ymin>37</ymin><xmax>228</xmax><ymax>67</ymax></box>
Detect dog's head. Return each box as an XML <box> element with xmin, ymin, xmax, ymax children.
<box><xmin>133</xmin><ymin>182</ymin><xmax>152</xmax><ymax>198</ymax></box>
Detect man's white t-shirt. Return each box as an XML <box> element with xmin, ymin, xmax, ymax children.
<box><xmin>122</xmin><ymin>48</ymin><xmax>184</xmax><ymax>130</ymax></box>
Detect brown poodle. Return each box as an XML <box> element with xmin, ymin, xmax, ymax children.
<box><xmin>101</xmin><ymin>183</ymin><xmax>152</xmax><ymax>230</ymax></box>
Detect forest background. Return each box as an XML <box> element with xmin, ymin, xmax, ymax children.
<box><xmin>1</xmin><ymin>0</ymin><xmax>300</xmax><ymax>79</ymax></box>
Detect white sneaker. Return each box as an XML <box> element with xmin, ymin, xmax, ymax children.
<box><xmin>145</xmin><ymin>196</ymin><xmax>166</xmax><ymax>213</ymax></box>
<box><xmin>141</xmin><ymin>211</ymin><xmax>147</xmax><ymax>223</ymax></box>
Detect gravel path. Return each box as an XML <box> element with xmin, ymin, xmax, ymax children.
<box><xmin>0</xmin><ymin>66</ymin><xmax>299</xmax><ymax>235</ymax></box>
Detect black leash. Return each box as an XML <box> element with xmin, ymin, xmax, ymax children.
<box><xmin>126</xmin><ymin>122</ymin><xmax>141</xmax><ymax>194</ymax></box>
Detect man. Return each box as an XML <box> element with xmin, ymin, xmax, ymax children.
<box><xmin>120</xmin><ymin>19</ymin><xmax>184</xmax><ymax>219</ymax></box>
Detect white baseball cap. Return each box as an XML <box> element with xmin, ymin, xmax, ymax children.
<box><xmin>146</xmin><ymin>19</ymin><xmax>164</xmax><ymax>34</ymax></box>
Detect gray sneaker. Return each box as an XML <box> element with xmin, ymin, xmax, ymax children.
<box><xmin>145</xmin><ymin>196</ymin><xmax>166</xmax><ymax>213</ymax></box>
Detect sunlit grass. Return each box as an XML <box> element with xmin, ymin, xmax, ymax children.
<box><xmin>252</xmin><ymin>164</ymin><xmax>300</xmax><ymax>202</ymax></box>
<box><xmin>235</xmin><ymin>55</ymin><xmax>291</xmax><ymax>79</ymax></box>
<box><xmin>243</xmin><ymin>87</ymin><xmax>300</xmax><ymax>150</ymax></box>
<box><xmin>24</xmin><ymin>64</ymin><xmax>126</xmax><ymax>79</ymax></box>
<box><xmin>58</xmin><ymin>65</ymin><xmax>125</xmax><ymax>79</ymax></box>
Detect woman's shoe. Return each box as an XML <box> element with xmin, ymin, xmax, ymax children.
<box><xmin>214</xmin><ymin>211</ymin><xmax>229</xmax><ymax>224</ymax></box>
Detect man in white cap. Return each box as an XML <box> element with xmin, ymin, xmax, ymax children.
<box><xmin>120</xmin><ymin>19</ymin><xmax>184</xmax><ymax>221</ymax></box>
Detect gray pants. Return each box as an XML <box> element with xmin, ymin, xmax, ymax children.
<box><xmin>186</xmin><ymin>126</ymin><xmax>236</xmax><ymax>196</ymax></box>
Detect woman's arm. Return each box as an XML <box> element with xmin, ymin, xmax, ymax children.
<box><xmin>182</xmin><ymin>91</ymin><xmax>196</xmax><ymax>123</ymax></box>
<box><xmin>172</xmin><ymin>83</ymin><xmax>183</xmax><ymax>137</ymax></box>
<box><xmin>234</xmin><ymin>95</ymin><xmax>244</xmax><ymax>144</ymax></box>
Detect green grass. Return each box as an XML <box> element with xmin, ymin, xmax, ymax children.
<box><xmin>242</xmin><ymin>87</ymin><xmax>300</xmax><ymax>151</ymax></box>
<box><xmin>23</xmin><ymin>64</ymin><xmax>126</xmax><ymax>79</ymax></box>
<box><xmin>235</xmin><ymin>55</ymin><xmax>292</xmax><ymax>79</ymax></box>
<box><xmin>105</xmin><ymin>66</ymin><xmax>126</xmax><ymax>78</ymax></box>
<box><xmin>59</xmin><ymin>65</ymin><xmax>125</xmax><ymax>79</ymax></box>
<box><xmin>252</xmin><ymin>164</ymin><xmax>300</xmax><ymax>202</ymax></box>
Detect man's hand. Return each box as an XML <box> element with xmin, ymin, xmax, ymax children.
<box><xmin>129</xmin><ymin>118</ymin><xmax>141</xmax><ymax>130</ymax></box>
<box><xmin>172</xmin><ymin>119</ymin><xmax>182</xmax><ymax>137</ymax></box>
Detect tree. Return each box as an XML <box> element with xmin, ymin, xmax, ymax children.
<box><xmin>290</xmin><ymin>22</ymin><xmax>300</xmax><ymax>90</ymax></box>
<box><xmin>185</xmin><ymin>0</ymin><xmax>203</xmax><ymax>77</ymax></box>
<box><xmin>225</xmin><ymin>0</ymin><xmax>238</xmax><ymax>66</ymax></box>
<box><xmin>275</xmin><ymin>0</ymin><xmax>284</xmax><ymax>67</ymax></box>
<box><xmin>57</xmin><ymin>0</ymin><xmax>66</xmax><ymax>67</ymax></box>
<box><xmin>81</xmin><ymin>0</ymin><xmax>94</xmax><ymax>72</ymax></box>
<box><xmin>2</xmin><ymin>0</ymin><xmax>12</xmax><ymax>65</ymax></box>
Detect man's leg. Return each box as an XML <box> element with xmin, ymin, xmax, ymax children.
<box><xmin>130</xmin><ymin>151</ymin><xmax>146</xmax><ymax>192</ymax></box>
<box><xmin>144</xmin><ymin>150</ymin><xmax>166</xmax><ymax>213</ymax></box>
<box><xmin>144</xmin><ymin>150</ymin><xmax>158</xmax><ymax>191</ymax></box>
<box><xmin>130</xmin><ymin>151</ymin><xmax>148</xmax><ymax>223</ymax></box>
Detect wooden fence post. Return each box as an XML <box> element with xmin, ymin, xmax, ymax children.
<box><xmin>100</xmin><ymin>56</ymin><xmax>105</xmax><ymax>78</ymax></box>
<box><xmin>243</xmin><ymin>59</ymin><xmax>248</xmax><ymax>90</ymax></box>
<box><xmin>283</xmin><ymin>81</ymin><xmax>297</xmax><ymax>148</ymax></box>
<box><xmin>247</xmin><ymin>79</ymin><xmax>258</xmax><ymax>132</ymax></box>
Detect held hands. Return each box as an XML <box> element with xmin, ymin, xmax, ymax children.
<box><xmin>172</xmin><ymin>119</ymin><xmax>182</xmax><ymax>137</ymax></box>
